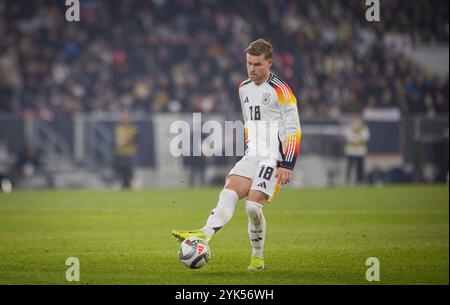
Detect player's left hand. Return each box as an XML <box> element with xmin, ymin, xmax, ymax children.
<box><xmin>276</xmin><ymin>167</ymin><xmax>292</xmax><ymax>185</ymax></box>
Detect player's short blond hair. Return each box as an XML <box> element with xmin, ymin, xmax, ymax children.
<box><xmin>245</xmin><ymin>39</ymin><xmax>273</xmax><ymax>60</ymax></box>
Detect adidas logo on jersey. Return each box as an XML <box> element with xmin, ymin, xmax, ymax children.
<box><xmin>244</xmin><ymin>97</ymin><xmax>249</xmax><ymax>103</ymax></box>
<box><xmin>257</xmin><ymin>182</ymin><xmax>267</xmax><ymax>189</ymax></box>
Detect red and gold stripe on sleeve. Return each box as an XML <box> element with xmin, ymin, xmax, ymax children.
<box><xmin>284</xmin><ymin>130</ymin><xmax>302</xmax><ymax>163</ymax></box>
<box><xmin>268</xmin><ymin>75</ymin><xmax>297</xmax><ymax>106</ymax></box>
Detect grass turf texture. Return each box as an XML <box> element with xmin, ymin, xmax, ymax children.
<box><xmin>0</xmin><ymin>185</ymin><xmax>448</xmax><ymax>284</ymax></box>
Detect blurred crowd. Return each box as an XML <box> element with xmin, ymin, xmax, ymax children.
<box><xmin>0</xmin><ymin>0</ymin><xmax>448</xmax><ymax>117</ymax></box>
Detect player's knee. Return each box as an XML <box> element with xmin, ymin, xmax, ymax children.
<box><xmin>246</xmin><ymin>201</ymin><xmax>263</xmax><ymax>223</ymax></box>
<box><xmin>247</xmin><ymin>191</ymin><xmax>267</xmax><ymax>205</ymax></box>
<box><xmin>224</xmin><ymin>180</ymin><xmax>249</xmax><ymax>199</ymax></box>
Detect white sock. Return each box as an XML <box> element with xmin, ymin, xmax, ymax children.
<box><xmin>202</xmin><ymin>189</ymin><xmax>239</xmax><ymax>237</ymax></box>
<box><xmin>246</xmin><ymin>200</ymin><xmax>266</xmax><ymax>258</ymax></box>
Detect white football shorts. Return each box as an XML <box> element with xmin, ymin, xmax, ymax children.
<box><xmin>227</xmin><ymin>155</ymin><xmax>278</xmax><ymax>197</ymax></box>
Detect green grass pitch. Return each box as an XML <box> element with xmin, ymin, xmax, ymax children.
<box><xmin>0</xmin><ymin>185</ymin><xmax>448</xmax><ymax>284</ymax></box>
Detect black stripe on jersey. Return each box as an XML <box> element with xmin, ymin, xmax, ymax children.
<box><xmin>239</xmin><ymin>79</ymin><xmax>251</xmax><ymax>87</ymax></box>
<box><xmin>278</xmin><ymin>134</ymin><xmax>286</xmax><ymax>161</ymax></box>
<box><xmin>268</xmin><ymin>73</ymin><xmax>288</xmax><ymax>87</ymax></box>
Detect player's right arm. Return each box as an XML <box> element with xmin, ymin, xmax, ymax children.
<box><xmin>239</xmin><ymin>80</ymin><xmax>250</xmax><ymax>148</ymax></box>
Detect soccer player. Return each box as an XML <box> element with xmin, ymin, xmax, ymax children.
<box><xmin>172</xmin><ymin>39</ymin><xmax>301</xmax><ymax>270</ymax></box>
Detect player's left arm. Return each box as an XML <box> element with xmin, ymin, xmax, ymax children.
<box><xmin>276</xmin><ymin>83</ymin><xmax>302</xmax><ymax>185</ymax></box>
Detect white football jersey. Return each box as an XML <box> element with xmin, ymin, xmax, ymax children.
<box><xmin>238</xmin><ymin>73</ymin><xmax>302</xmax><ymax>170</ymax></box>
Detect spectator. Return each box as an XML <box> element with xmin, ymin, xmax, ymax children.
<box><xmin>114</xmin><ymin>111</ymin><xmax>138</xmax><ymax>189</ymax></box>
<box><xmin>343</xmin><ymin>115</ymin><xmax>371</xmax><ymax>185</ymax></box>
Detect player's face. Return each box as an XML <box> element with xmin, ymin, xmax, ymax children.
<box><xmin>246</xmin><ymin>53</ymin><xmax>272</xmax><ymax>84</ymax></box>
